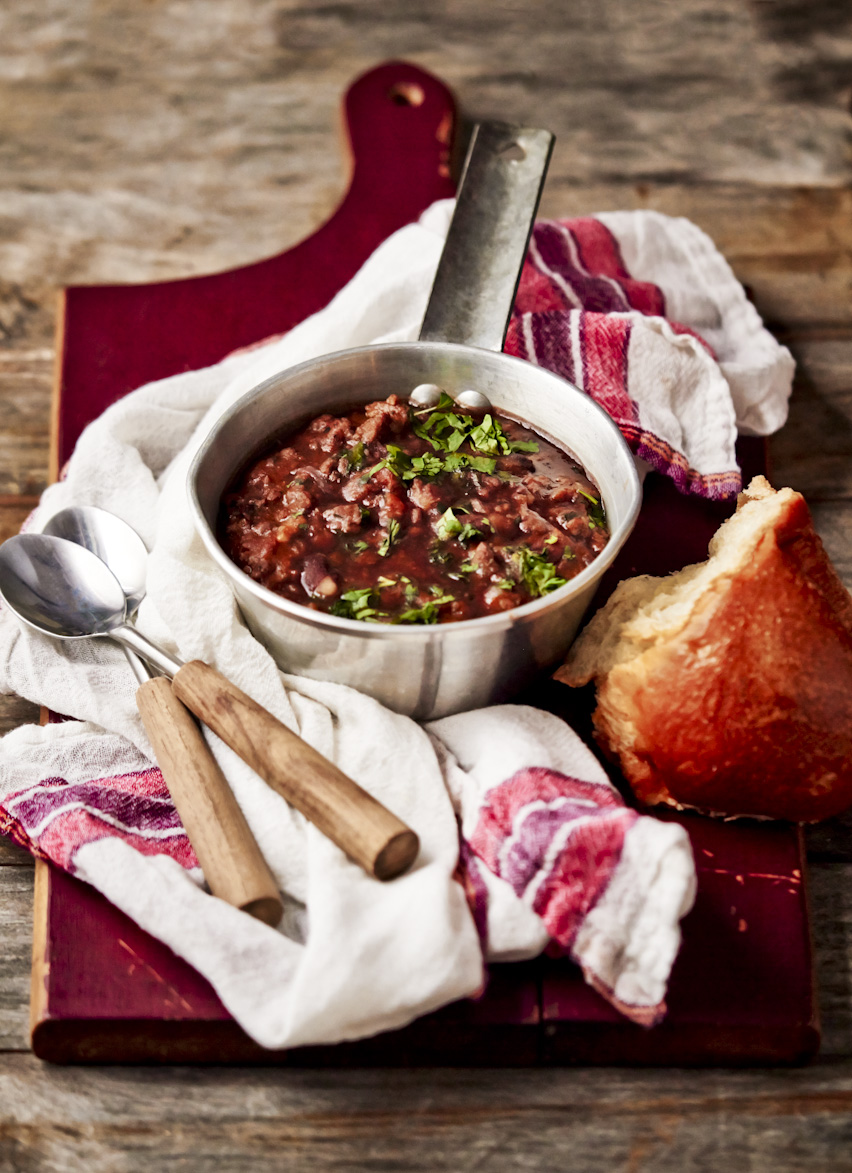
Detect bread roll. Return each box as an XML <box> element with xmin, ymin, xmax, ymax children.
<box><xmin>556</xmin><ymin>476</ymin><xmax>852</xmax><ymax>822</ymax></box>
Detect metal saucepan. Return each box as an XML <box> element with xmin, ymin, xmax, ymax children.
<box><xmin>188</xmin><ymin>122</ymin><xmax>642</xmax><ymax>720</ymax></box>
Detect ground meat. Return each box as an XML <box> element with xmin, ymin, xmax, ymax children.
<box><xmin>341</xmin><ymin>473</ymin><xmax>370</xmax><ymax>503</ymax></box>
<box><xmin>469</xmin><ymin>542</ymin><xmax>500</xmax><ymax>579</ymax></box>
<box><xmin>306</xmin><ymin>414</ymin><xmax>354</xmax><ymax>454</ymax></box>
<box><xmin>283</xmin><ymin>483</ymin><xmax>312</xmax><ymax>513</ymax></box>
<box><xmin>365</xmin><ymin>397</ymin><xmax>408</xmax><ymax>430</ymax></box>
<box><xmin>499</xmin><ymin>454</ymin><xmax>535</xmax><ymax>476</ymax></box>
<box><xmin>322</xmin><ymin>503</ymin><xmax>363</xmax><ymax>534</ymax></box>
<box><xmin>408</xmin><ymin>478</ymin><xmax>444</xmax><ymax>511</ymax></box>
<box><xmin>220</xmin><ymin>394</ymin><xmax>609</xmax><ymax>624</ymax></box>
<box><xmin>517</xmin><ymin>503</ymin><xmax>564</xmax><ymax>544</ymax></box>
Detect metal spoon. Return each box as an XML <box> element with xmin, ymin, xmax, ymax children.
<box><xmin>0</xmin><ymin>532</ymin><xmax>418</xmax><ymax>881</ymax></box>
<box><xmin>42</xmin><ymin>505</ymin><xmax>152</xmax><ymax>685</ymax></box>
<box><xmin>42</xmin><ymin>505</ymin><xmax>148</xmax><ymax>613</ymax></box>
<box><xmin>410</xmin><ymin>383</ymin><xmax>493</xmax><ymax>412</ymax></box>
<box><xmin>40</xmin><ymin>505</ymin><xmax>284</xmax><ymax>924</ymax></box>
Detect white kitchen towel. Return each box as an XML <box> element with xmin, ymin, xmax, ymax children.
<box><xmin>0</xmin><ymin>201</ymin><xmax>790</xmax><ymax>1047</ymax></box>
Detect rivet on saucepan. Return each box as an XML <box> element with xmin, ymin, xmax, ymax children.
<box><xmin>455</xmin><ymin>389</ymin><xmax>493</xmax><ymax>412</ymax></box>
<box><xmin>410</xmin><ymin>383</ymin><xmax>443</xmax><ymax>408</ymax></box>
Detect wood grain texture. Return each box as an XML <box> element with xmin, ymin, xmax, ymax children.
<box><xmin>0</xmin><ymin>839</ymin><xmax>33</xmax><ymax>867</ymax></box>
<box><xmin>3</xmin><ymin>1050</ymin><xmax>852</xmax><ymax>1171</ymax></box>
<box><xmin>171</xmin><ymin>661</ymin><xmax>419</xmax><ymax>880</ymax></box>
<box><xmin>809</xmin><ymin>862</ymin><xmax>852</xmax><ymax>1057</ymax></box>
<box><xmin>0</xmin><ymin>695</ymin><xmax>40</xmax><ymax>739</ymax></box>
<box><xmin>0</xmin><ymin>351</ymin><xmax>52</xmax><ymax>497</ymax></box>
<box><xmin>0</xmin><ymin>0</ymin><xmax>850</xmax><ymax>1162</ymax></box>
<box><xmin>0</xmin><ymin>868</ymin><xmax>35</xmax><ymax>1051</ymax></box>
<box><xmin>135</xmin><ymin>676</ymin><xmax>283</xmax><ymax>925</ymax></box>
<box><xmin>1</xmin><ymin>1</ymin><xmax>851</xmax><ymax>355</ymax></box>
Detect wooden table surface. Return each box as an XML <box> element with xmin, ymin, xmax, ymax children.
<box><xmin>2</xmin><ymin>2</ymin><xmax>852</xmax><ymax>1169</ymax></box>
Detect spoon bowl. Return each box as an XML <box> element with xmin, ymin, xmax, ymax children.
<box><xmin>0</xmin><ymin>533</ymin><xmax>128</xmax><ymax>640</ymax></box>
<box><xmin>42</xmin><ymin>505</ymin><xmax>148</xmax><ymax>613</ymax></box>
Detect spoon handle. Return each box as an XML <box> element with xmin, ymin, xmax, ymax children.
<box><xmin>170</xmin><ymin>661</ymin><xmax>419</xmax><ymax>881</ymax></box>
<box><xmin>135</xmin><ymin>676</ymin><xmax>284</xmax><ymax>926</ymax></box>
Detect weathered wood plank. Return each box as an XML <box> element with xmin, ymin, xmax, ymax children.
<box><xmin>0</xmin><ymin>840</ymin><xmax>33</xmax><ymax>867</ymax></box>
<box><xmin>0</xmin><ymin>868</ymin><xmax>33</xmax><ymax>1051</ymax></box>
<box><xmin>806</xmin><ymin>501</ymin><xmax>852</xmax><ymax>590</ymax></box>
<box><xmin>807</xmin><ymin>807</ymin><xmax>852</xmax><ymax>864</ymax></box>
<box><xmin>0</xmin><ymin>696</ymin><xmax>41</xmax><ymax>740</ymax></box>
<box><xmin>0</xmin><ymin>351</ymin><xmax>52</xmax><ymax>497</ymax></box>
<box><xmin>770</xmin><ymin>338</ymin><xmax>852</xmax><ymax>499</ymax></box>
<box><xmin>1</xmin><ymin>1</ymin><xmax>852</xmax><ymax>355</ymax></box>
<box><xmin>808</xmin><ymin>862</ymin><xmax>852</xmax><ymax>1057</ymax></box>
<box><xmin>0</xmin><ymin>499</ymin><xmax>39</xmax><ymax>544</ymax></box>
<box><xmin>2</xmin><ymin>1053</ymin><xmax>852</xmax><ymax>1171</ymax></box>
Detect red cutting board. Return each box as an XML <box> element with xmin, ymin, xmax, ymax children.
<box><xmin>27</xmin><ymin>61</ymin><xmax>818</xmax><ymax>1065</ymax></box>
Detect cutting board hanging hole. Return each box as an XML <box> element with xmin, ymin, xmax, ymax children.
<box><xmin>388</xmin><ymin>82</ymin><xmax>425</xmax><ymax>107</ymax></box>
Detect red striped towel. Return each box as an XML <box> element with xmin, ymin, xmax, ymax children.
<box><xmin>504</xmin><ymin>212</ymin><xmax>794</xmax><ymax>498</ymax></box>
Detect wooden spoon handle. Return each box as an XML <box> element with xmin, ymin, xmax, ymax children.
<box><xmin>135</xmin><ymin>676</ymin><xmax>283</xmax><ymax>926</ymax></box>
<box><xmin>171</xmin><ymin>660</ymin><xmax>420</xmax><ymax>880</ymax></box>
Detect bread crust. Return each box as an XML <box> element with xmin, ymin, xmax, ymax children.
<box><xmin>556</xmin><ymin>478</ymin><xmax>852</xmax><ymax>822</ymax></box>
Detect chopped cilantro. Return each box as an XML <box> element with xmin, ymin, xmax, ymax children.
<box><xmin>412</xmin><ymin>391</ymin><xmax>454</xmax><ymax>417</ymax></box>
<box><xmin>344</xmin><ymin>441</ymin><xmax>365</xmax><ymax>470</ymax></box>
<box><xmin>466</xmin><ymin>453</ymin><xmax>499</xmax><ymax>474</ymax></box>
<box><xmin>330</xmin><ymin>588</ymin><xmax>385</xmax><ymax>622</ymax></box>
<box><xmin>442</xmin><ymin>452</ymin><xmax>497</xmax><ymax>475</ymax></box>
<box><xmin>362</xmin><ymin>444</ymin><xmax>410</xmax><ymax>482</ymax></box>
<box><xmin>434</xmin><ymin>508</ymin><xmax>484</xmax><ymax>544</ymax></box>
<box><xmin>511</xmin><ymin>548</ymin><xmax>568</xmax><ymax>598</ymax></box>
<box><xmin>428</xmin><ymin>543</ymin><xmax>452</xmax><ymax>565</ymax></box>
<box><xmin>411</xmin><ymin>397</ymin><xmax>537</xmax><ymax>461</ymax></box>
<box><xmin>405</xmin><ymin>453</ymin><xmax>444</xmax><ymax>479</ymax></box>
<box><xmin>376</xmin><ymin>576</ymin><xmax>396</xmax><ymax>588</ymax></box>
<box><xmin>413</xmin><ymin>449</ymin><xmax>497</xmax><ymax>478</ymax></box>
<box><xmin>434</xmin><ymin>508</ymin><xmax>462</xmax><ymax>541</ymax></box>
<box><xmin>361</xmin><ymin>441</ymin><xmax>502</xmax><ymax>484</ymax></box>
<box><xmin>578</xmin><ymin>489</ymin><xmax>607</xmax><ymax>530</ymax></box>
<box><xmin>495</xmin><ymin>578</ymin><xmax>515</xmax><ymax>591</ymax></box>
<box><xmin>349</xmin><ymin>539</ymin><xmax>369</xmax><ymax>554</ymax></box>
<box><xmin>395</xmin><ymin>593</ymin><xmax>454</xmax><ymax>625</ymax></box>
<box><xmin>457</xmin><ymin>522</ymin><xmax>482</xmax><ymax>544</ymax></box>
<box><xmin>543</xmin><ymin>533</ymin><xmax>559</xmax><ymax>546</ymax></box>
<box><xmin>378</xmin><ymin>518</ymin><xmax>400</xmax><ymax>556</ymax></box>
<box><xmin>468</xmin><ymin>414</ymin><xmax>505</xmax><ymax>455</ymax></box>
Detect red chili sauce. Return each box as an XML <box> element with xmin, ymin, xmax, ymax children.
<box><xmin>219</xmin><ymin>393</ymin><xmax>609</xmax><ymax>625</ymax></box>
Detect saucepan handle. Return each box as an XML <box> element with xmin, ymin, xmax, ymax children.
<box><xmin>171</xmin><ymin>661</ymin><xmax>420</xmax><ymax>881</ymax></box>
<box><xmin>418</xmin><ymin>121</ymin><xmax>554</xmax><ymax>352</ymax></box>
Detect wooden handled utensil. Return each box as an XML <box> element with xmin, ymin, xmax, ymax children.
<box><xmin>171</xmin><ymin>661</ymin><xmax>418</xmax><ymax>880</ymax></box>
<box><xmin>136</xmin><ymin>674</ymin><xmax>284</xmax><ymax>923</ymax></box>
<box><xmin>0</xmin><ymin>532</ymin><xmax>420</xmax><ymax>881</ymax></box>
<box><xmin>40</xmin><ymin>505</ymin><xmax>283</xmax><ymax>924</ymax></box>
